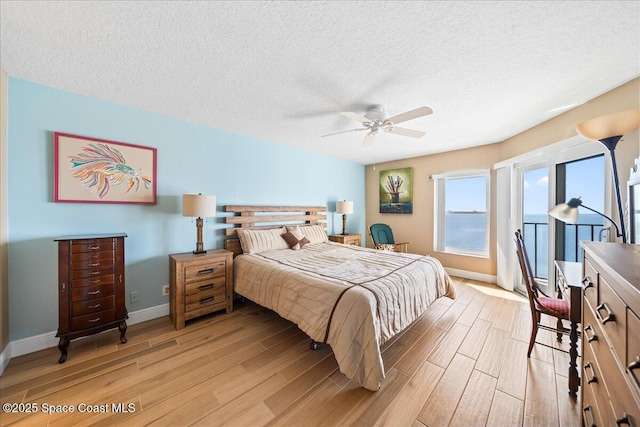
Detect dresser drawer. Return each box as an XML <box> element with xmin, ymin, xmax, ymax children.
<box><xmin>71</xmin><ymin>266</ymin><xmax>115</xmax><ymax>280</ymax></box>
<box><xmin>597</xmin><ymin>275</ymin><xmax>626</xmax><ymax>363</ymax></box>
<box><xmin>583</xmin><ymin>258</ymin><xmax>598</xmax><ymax>311</ymax></box>
<box><xmin>585</xmin><ymin>305</ymin><xmax>640</xmax><ymax>426</ymax></box>
<box><xmin>72</xmin><ymin>257</ymin><xmax>114</xmax><ymax>271</ymax></box>
<box><xmin>72</xmin><ymin>274</ymin><xmax>115</xmax><ymax>288</ymax></box>
<box><xmin>72</xmin><ymin>309</ymin><xmax>116</xmax><ymax>330</ymax></box>
<box><xmin>72</xmin><ymin>241</ymin><xmax>115</xmax><ymax>253</ymax></box>
<box><xmin>582</xmin><ymin>380</ymin><xmax>604</xmax><ymax>427</ymax></box>
<box><xmin>582</xmin><ymin>320</ymin><xmax>615</xmax><ymax>423</ymax></box>
<box><xmin>185</xmin><ymin>277</ymin><xmax>226</xmax><ymax>312</ymax></box>
<box><xmin>184</xmin><ymin>260</ymin><xmax>226</xmax><ymax>283</ymax></box>
<box><xmin>628</xmin><ymin>310</ymin><xmax>640</xmax><ymax>395</ymax></box>
<box><xmin>72</xmin><ymin>295</ymin><xmax>115</xmax><ymax>316</ymax></box>
<box><xmin>71</xmin><ymin>250</ymin><xmax>114</xmax><ymax>263</ymax></box>
<box><xmin>71</xmin><ymin>283</ymin><xmax>114</xmax><ymax>301</ymax></box>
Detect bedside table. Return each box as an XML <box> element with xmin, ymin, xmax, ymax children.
<box><xmin>329</xmin><ymin>234</ymin><xmax>361</xmax><ymax>246</ymax></box>
<box><xmin>169</xmin><ymin>249</ymin><xmax>233</xmax><ymax>330</ymax></box>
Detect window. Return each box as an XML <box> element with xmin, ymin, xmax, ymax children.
<box><xmin>433</xmin><ymin>170</ymin><xmax>490</xmax><ymax>257</ymax></box>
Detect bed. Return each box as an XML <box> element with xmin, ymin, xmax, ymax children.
<box><xmin>224</xmin><ymin>205</ymin><xmax>455</xmax><ymax>391</ymax></box>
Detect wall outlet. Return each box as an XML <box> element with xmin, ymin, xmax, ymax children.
<box><xmin>130</xmin><ymin>291</ymin><xmax>139</xmax><ymax>304</ymax></box>
<box><xmin>162</xmin><ymin>285</ymin><xmax>170</xmax><ymax>296</ymax></box>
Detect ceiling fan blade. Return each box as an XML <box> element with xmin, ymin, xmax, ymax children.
<box><xmin>342</xmin><ymin>111</ymin><xmax>373</xmax><ymax>124</ymax></box>
<box><xmin>385</xmin><ymin>106</ymin><xmax>433</xmax><ymax>125</ymax></box>
<box><xmin>361</xmin><ymin>132</ymin><xmax>376</xmax><ymax>148</ymax></box>
<box><xmin>321</xmin><ymin>128</ymin><xmax>367</xmax><ymax>138</ymax></box>
<box><xmin>386</xmin><ymin>126</ymin><xmax>426</xmax><ymax>139</ymax></box>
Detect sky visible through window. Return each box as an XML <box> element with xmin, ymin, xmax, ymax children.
<box><xmin>523</xmin><ymin>156</ymin><xmax>605</xmax><ymax>215</ymax></box>
<box><xmin>445</xmin><ymin>176</ymin><xmax>486</xmax><ymax>211</ymax></box>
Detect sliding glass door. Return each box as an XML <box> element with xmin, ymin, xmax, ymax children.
<box><xmin>514</xmin><ymin>153</ymin><xmax>605</xmax><ymax>295</ymax></box>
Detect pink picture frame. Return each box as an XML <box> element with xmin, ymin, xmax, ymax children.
<box><xmin>54</xmin><ymin>132</ymin><xmax>157</xmax><ymax>204</ymax></box>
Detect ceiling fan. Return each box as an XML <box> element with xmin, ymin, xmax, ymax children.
<box><xmin>321</xmin><ymin>105</ymin><xmax>433</xmax><ymax>147</ymax></box>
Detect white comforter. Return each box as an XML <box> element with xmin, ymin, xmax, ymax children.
<box><xmin>233</xmin><ymin>242</ymin><xmax>455</xmax><ymax>391</ymax></box>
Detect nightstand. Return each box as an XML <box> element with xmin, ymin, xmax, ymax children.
<box><xmin>169</xmin><ymin>249</ymin><xmax>233</xmax><ymax>330</ymax></box>
<box><xmin>329</xmin><ymin>234</ymin><xmax>361</xmax><ymax>246</ymax></box>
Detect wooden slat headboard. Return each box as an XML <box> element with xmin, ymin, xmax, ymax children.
<box><xmin>224</xmin><ymin>205</ymin><xmax>327</xmax><ymax>257</ymax></box>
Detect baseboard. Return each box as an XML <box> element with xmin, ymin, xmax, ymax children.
<box><xmin>445</xmin><ymin>268</ymin><xmax>497</xmax><ymax>284</ymax></box>
<box><xmin>0</xmin><ymin>303</ymin><xmax>169</xmax><ymax>375</ymax></box>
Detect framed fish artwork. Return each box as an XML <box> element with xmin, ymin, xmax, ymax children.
<box><xmin>54</xmin><ymin>132</ymin><xmax>157</xmax><ymax>204</ymax></box>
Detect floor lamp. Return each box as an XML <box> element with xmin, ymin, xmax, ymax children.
<box><xmin>570</xmin><ymin>109</ymin><xmax>640</xmax><ymax>243</ymax></box>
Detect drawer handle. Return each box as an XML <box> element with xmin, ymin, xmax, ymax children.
<box><xmin>90</xmin><ymin>279</ymin><xmax>101</xmax><ymax>284</ymax></box>
<box><xmin>89</xmin><ymin>262</ymin><xmax>101</xmax><ymax>267</ymax></box>
<box><xmin>583</xmin><ymin>406</ymin><xmax>596</xmax><ymax>427</ymax></box>
<box><xmin>197</xmin><ymin>268</ymin><xmax>215</xmax><ymax>275</ymax></box>
<box><xmin>596</xmin><ymin>302</ymin><xmax>615</xmax><ymax>324</ymax></box>
<box><xmin>199</xmin><ymin>284</ymin><xmax>214</xmax><ymax>291</ymax></box>
<box><xmin>88</xmin><ymin>290</ymin><xmax>101</xmax><ymax>295</ymax></box>
<box><xmin>89</xmin><ymin>246</ymin><xmax>99</xmax><ymax>250</ymax></box>
<box><xmin>88</xmin><ymin>303</ymin><xmax>101</xmax><ymax>309</ymax></box>
<box><xmin>584</xmin><ymin>324</ymin><xmax>598</xmax><ymax>342</ymax></box>
<box><xmin>90</xmin><ymin>271</ymin><xmax>100</xmax><ymax>276</ymax></box>
<box><xmin>200</xmin><ymin>296</ymin><xmax>214</xmax><ymax>304</ymax></box>
<box><xmin>582</xmin><ymin>276</ymin><xmax>594</xmax><ymax>289</ymax></box>
<box><xmin>616</xmin><ymin>413</ymin><xmax>633</xmax><ymax>426</ymax></box>
<box><xmin>584</xmin><ymin>362</ymin><xmax>597</xmax><ymax>384</ymax></box>
<box><xmin>88</xmin><ymin>317</ymin><xmax>101</xmax><ymax>323</ymax></box>
<box><xmin>628</xmin><ymin>356</ymin><xmax>640</xmax><ymax>389</ymax></box>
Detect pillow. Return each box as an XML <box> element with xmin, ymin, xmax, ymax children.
<box><xmin>236</xmin><ymin>227</ymin><xmax>289</xmax><ymax>254</ymax></box>
<box><xmin>282</xmin><ymin>226</ymin><xmax>310</xmax><ymax>250</ymax></box>
<box><xmin>288</xmin><ymin>224</ymin><xmax>328</xmax><ymax>244</ymax></box>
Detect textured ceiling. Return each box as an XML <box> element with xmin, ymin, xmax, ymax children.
<box><xmin>1</xmin><ymin>1</ymin><xmax>639</xmax><ymax>164</ymax></box>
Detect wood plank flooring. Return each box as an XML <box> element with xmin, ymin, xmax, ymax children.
<box><xmin>0</xmin><ymin>277</ymin><xmax>580</xmax><ymax>426</ymax></box>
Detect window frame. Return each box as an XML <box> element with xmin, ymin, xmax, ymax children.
<box><xmin>433</xmin><ymin>169</ymin><xmax>490</xmax><ymax>258</ymax></box>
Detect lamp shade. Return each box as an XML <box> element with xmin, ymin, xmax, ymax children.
<box><xmin>182</xmin><ymin>194</ymin><xmax>217</xmax><ymax>217</ymax></box>
<box><xmin>548</xmin><ymin>197</ymin><xmax>582</xmax><ymax>224</ymax></box>
<box><xmin>576</xmin><ymin>109</ymin><xmax>640</xmax><ymax>141</ymax></box>
<box><xmin>336</xmin><ymin>200</ymin><xmax>354</xmax><ymax>215</ymax></box>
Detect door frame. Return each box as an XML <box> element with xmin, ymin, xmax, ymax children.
<box><xmin>495</xmin><ymin>136</ymin><xmax>611</xmax><ymax>291</ymax></box>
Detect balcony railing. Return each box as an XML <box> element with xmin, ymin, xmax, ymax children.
<box><xmin>522</xmin><ymin>221</ymin><xmax>603</xmax><ymax>279</ymax></box>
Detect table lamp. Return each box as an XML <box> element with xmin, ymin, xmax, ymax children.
<box><xmin>183</xmin><ymin>193</ymin><xmax>217</xmax><ymax>253</ymax></box>
<box><xmin>336</xmin><ymin>200</ymin><xmax>354</xmax><ymax>235</ymax></box>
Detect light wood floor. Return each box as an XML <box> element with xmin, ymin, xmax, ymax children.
<box><xmin>0</xmin><ymin>277</ymin><xmax>580</xmax><ymax>426</ymax></box>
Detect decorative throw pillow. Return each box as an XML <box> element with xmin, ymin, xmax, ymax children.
<box><xmin>288</xmin><ymin>224</ymin><xmax>328</xmax><ymax>244</ymax></box>
<box><xmin>282</xmin><ymin>226</ymin><xmax>310</xmax><ymax>250</ymax></box>
<box><xmin>236</xmin><ymin>227</ymin><xmax>289</xmax><ymax>254</ymax></box>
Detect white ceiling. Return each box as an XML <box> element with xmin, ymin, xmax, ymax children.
<box><xmin>1</xmin><ymin>1</ymin><xmax>639</xmax><ymax>165</ymax></box>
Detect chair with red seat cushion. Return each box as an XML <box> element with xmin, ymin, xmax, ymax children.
<box><xmin>514</xmin><ymin>229</ymin><xmax>571</xmax><ymax>357</ymax></box>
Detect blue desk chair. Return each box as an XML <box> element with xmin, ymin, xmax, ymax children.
<box><xmin>368</xmin><ymin>223</ymin><xmax>410</xmax><ymax>253</ymax></box>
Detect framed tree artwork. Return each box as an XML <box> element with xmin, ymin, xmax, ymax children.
<box><xmin>379</xmin><ymin>167</ymin><xmax>413</xmax><ymax>214</ymax></box>
<box><xmin>54</xmin><ymin>132</ymin><xmax>157</xmax><ymax>204</ymax></box>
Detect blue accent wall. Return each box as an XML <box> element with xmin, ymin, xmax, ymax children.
<box><xmin>7</xmin><ymin>78</ymin><xmax>365</xmax><ymax>341</ymax></box>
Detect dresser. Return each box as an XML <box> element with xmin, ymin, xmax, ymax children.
<box><xmin>581</xmin><ymin>242</ymin><xmax>640</xmax><ymax>427</ymax></box>
<box><xmin>169</xmin><ymin>249</ymin><xmax>233</xmax><ymax>330</ymax></box>
<box><xmin>55</xmin><ymin>233</ymin><xmax>128</xmax><ymax>363</ymax></box>
<box><xmin>328</xmin><ymin>233</ymin><xmax>361</xmax><ymax>246</ymax></box>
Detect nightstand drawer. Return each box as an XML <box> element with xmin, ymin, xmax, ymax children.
<box><xmin>184</xmin><ymin>260</ymin><xmax>226</xmax><ymax>283</ymax></box>
<box><xmin>72</xmin><ymin>295</ymin><xmax>115</xmax><ymax>316</ymax></box>
<box><xmin>185</xmin><ymin>286</ymin><xmax>227</xmax><ymax>312</ymax></box>
<box><xmin>72</xmin><ymin>308</ymin><xmax>116</xmax><ymax>330</ymax></box>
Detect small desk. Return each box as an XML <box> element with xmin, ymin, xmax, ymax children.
<box><xmin>554</xmin><ymin>260</ymin><xmax>583</xmax><ymax>398</ymax></box>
